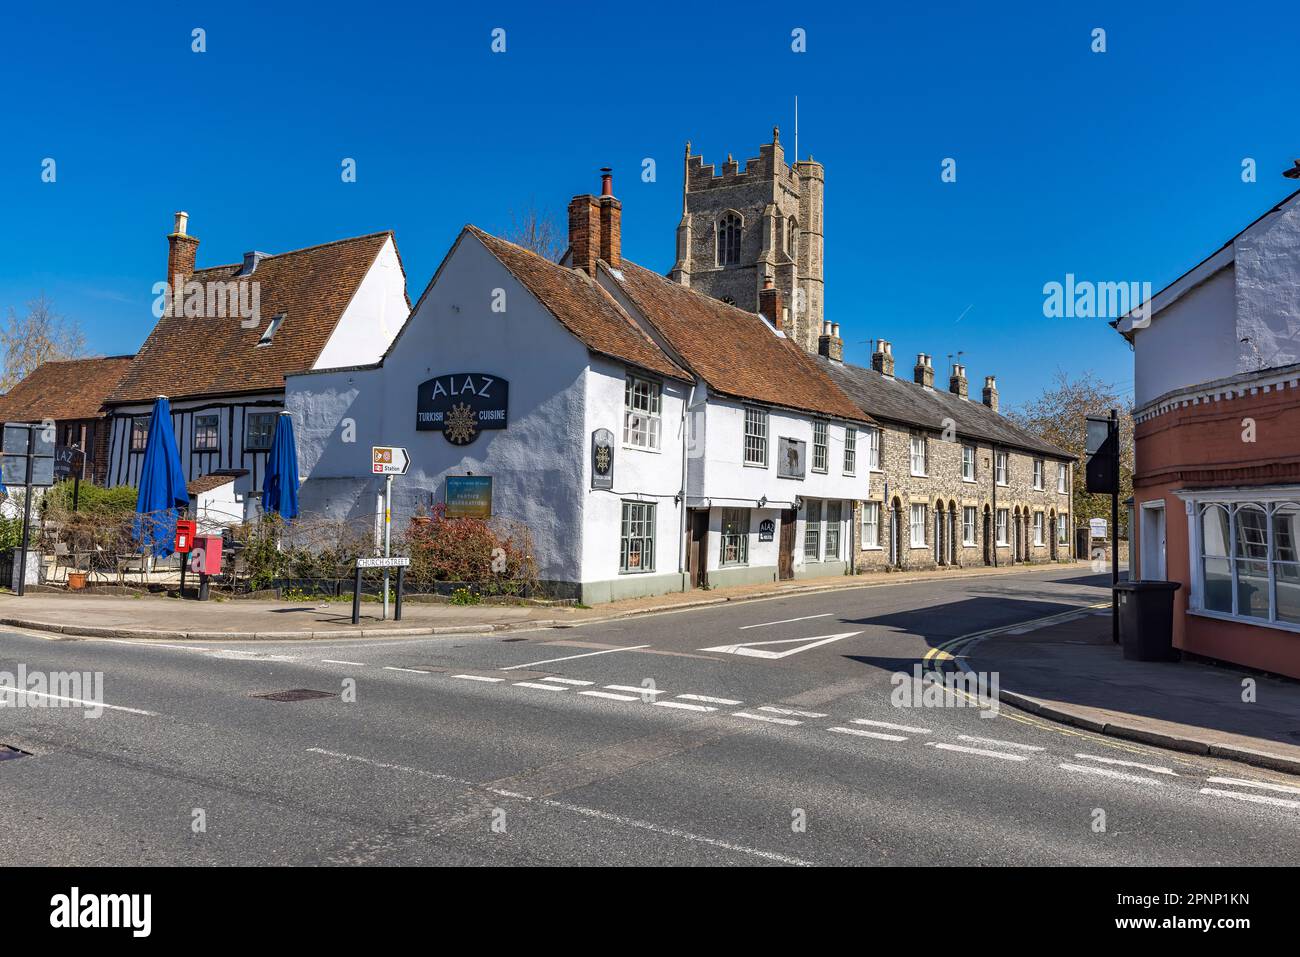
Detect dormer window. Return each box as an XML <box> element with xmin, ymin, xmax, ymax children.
<box><xmin>717</xmin><ymin>212</ymin><xmax>742</xmax><ymax>266</ymax></box>
<box><xmin>257</xmin><ymin>312</ymin><xmax>285</xmax><ymax>346</ymax></box>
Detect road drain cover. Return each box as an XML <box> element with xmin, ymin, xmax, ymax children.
<box><xmin>500</xmin><ymin>638</ymin><xmax>527</xmax><ymax>642</ymax></box>
<box><xmin>0</xmin><ymin>746</ymin><xmax>31</xmax><ymax>761</ymax></box>
<box><xmin>251</xmin><ymin>689</ymin><xmax>337</xmax><ymax>702</ymax></box>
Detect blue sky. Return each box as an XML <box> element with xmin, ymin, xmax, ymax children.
<box><xmin>2</xmin><ymin>1</ymin><xmax>1297</xmax><ymax>410</ymax></box>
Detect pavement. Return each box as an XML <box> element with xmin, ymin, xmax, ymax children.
<box><xmin>0</xmin><ymin>560</ymin><xmax>1091</xmax><ymax>640</ymax></box>
<box><xmin>942</xmin><ymin>610</ymin><xmax>1300</xmax><ymax>776</ymax></box>
<box><xmin>2</xmin><ymin>565</ymin><xmax>1298</xmax><ymax>866</ymax></box>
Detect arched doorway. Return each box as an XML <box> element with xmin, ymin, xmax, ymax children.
<box><xmin>933</xmin><ymin>500</ymin><xmax>945</xmax><ymax>566</ymax></box>
<box><xmin>948</xmin><ymin>502</ymin><xmax>959</xmax><ymax>566</ymax></box>
<box><xmin>1049</xmin><ymin>509</ymin><xmax>1058</xmax><ymax>561</ymax></box>
<box><xmin>889</xmin><ymin>498</ymin><xmax>903</xmax><ymax>568</ymax></box>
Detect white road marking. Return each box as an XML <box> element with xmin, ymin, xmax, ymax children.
<box><xmin>828</xmin><ymin>726</ymin><xmax>906</xmax><ymax>742</ymax></box>
<box><xmin>738</xmin><ymin>613</ymin><xmax>833</xmax><ymax>630</ymax></box>
<box><xmin>732</xmin><ymin>711</ymin><xmax>801</xmax><ymax>726</ymax></box>
<box><xmin>851</xmin><ymin>718</ymin><xmax>932</xmax><ymax>734</ymax></box>
<box><xmin>1058</xmin><ymin>762</ymin><xmax>1168</xmax><ymax>786</ymax></box>
<box><xmin>1206</xmin><ymin>776</ymin><xmax>1300</xmax><ymax>796</ymax></box>
<box><xmin>677</xmin><ymin>694</ymin><xmax>743</xmax><ymax>706</ymax></box>
<box><xmin>451</xmin><ymin>674</ymin><xmax>504</xmax><ymax>682</ymax></box>
<box><xmin>383</xmin><ymin>666</ymin><xmax>430</xmax><ymax>674</ymax></box>
<box><xmin>321</xmin><ymin>659</ymin><xmax>366</xmax><ymax>666</ymax></box>
<box><xmin>92</xmin><ymin>639</ymin><xmax>211</xmax><ymax>652</ymax></box>
<box><xmin>513</xmin><ymin>681</ymin><xmax>567</xmax><ymax>691</ymax></box>
<box><xmin>957</xmin><ymin>735</ymin><xmax>1045</xmax><ymax>752</ymax></box>
<box><xmin>927</xmin><ymin>742</ymin><xmax>1028</xmax><ymax>762</ymax></box>
<box><xmin>701</xmin><ymin>631</ymin><xmax>861</xmax><ymax>660</ymax></box>
<box><xmin>580</xmin><ymin>690</ymin><xmax>639</xmax><ymax>701</ymax></box>
<box><xmin>501</xmin><ymin>645</ymin><xmax>650</xmax><ymax>670</ymax></box>
<box><xmin>1200</xmin><ymin>788</ymin><xmax>1300</xmax><ymax>810</ymax></box>
<box><xmin>1073</xmin><ymin>753</ymin><xmax>1177</xmax><ymax>776</ymax></box>
<box><xmin>655</xmin><ymin>701</ymin><xmax>717</xmax><ymax>712</ymax></box>
<box><xmin>604</xmin><ymin>685</ymin><xmax>666</xmax><ymax>695</ymax></box>
<box><xmin>0</xmin><ymin>686</ymin><xmax>157</xmax><ymax>716</ymax></box>
<box><xmin>758</xmin><ymin>705</ymin><xmax>828</xmax><ymax>718</ymax></box>
<box><xmin>210</xmin><ymin>650</ymin><xmax>299</xmax><ymax>661</ymax></box>
<box><xmin>540</xmin><ymin>677</ymin><xmax>595</xmax><ymax>686</ymax></box>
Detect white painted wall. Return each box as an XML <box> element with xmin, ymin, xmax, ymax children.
<box><xmin>314</xmin><ymin>236</ymin><xmax>410</xmax><ymax>370</ymax></box>
<box><xmin>1133</xmin><ymin>266</ymin><xmax>1238</xmax><ymax>407</ymax></box>
<box><xmin>1235</xmin><ymin>199</ymin><xmax>1300</xmax><ymax>374</ymax></box>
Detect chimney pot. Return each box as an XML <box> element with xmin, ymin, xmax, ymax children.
<box><xmin>166</xmin><ymin>210</ymin><xmax>200</xmax><ymax>293</ymax></box>
<box><xmin>949</xmin><ymin>363</ymin><xmax>969</xmax><ymax>399</ymax></box>
<box><xmin>914</xmin><ymin>354</ymin><xmax>935</xmax><ymax>388</ymax></box>
<box><xmin>600</xmin><ymin>167</ymin><xmax>613</xmax><ymax>197</ymax></box>
<box><xmin>872</xmin><ymin>339</ymin><xmax>895</xmax><ymax>376</ymax></box>
<box><xmin>982</xmin><ymin>375</ymin><xmax>999</xmax><ymax>412</ymax></box>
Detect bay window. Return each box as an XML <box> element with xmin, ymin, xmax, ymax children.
<box><xmin>1189</xmin><ymin>494</ymin><xmax>1300</xmax><ymax>627</ymax></box>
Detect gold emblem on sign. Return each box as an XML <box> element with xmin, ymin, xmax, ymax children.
<box><xmin>595</xmin><ymin>444</ymin><xmax>611</xmax><ymax>473</ymax></box>
<box><xmin>445</xmin><ymin>402</ymin><xmax>478</xmax><ymax>445</ymax></box>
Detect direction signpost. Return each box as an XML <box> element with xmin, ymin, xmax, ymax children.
<box><xmin>2</xmin><ymin>424</ymin><xmax>56</xmax><ymax>596</ymax></box>
<box><xmin>371</xmin><ymin>446</ymin><xmax>410</xmax><ymax>621</ymax></box>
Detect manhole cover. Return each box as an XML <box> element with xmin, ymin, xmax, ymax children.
<box><xmin>250</xmin><ymin>689</ymin><xmax>337</xmax><ymax>702</ymax></box>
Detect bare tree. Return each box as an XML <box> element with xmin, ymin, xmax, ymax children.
<box><xmin>0</xmin><ymin>293</ymin><xmax>87</xmax><ymax>391</ymax></box>
<box><xmin>506</xmin><ymin>203</ymin><xmax>565</xmax><ymax>262</ymax></box>
<box><xmin>1007</xmin><ymin>370</ymin><xmax>1135</xmax><ymax>534</ymax></box>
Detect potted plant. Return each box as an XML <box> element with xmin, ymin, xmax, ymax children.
<box><xmin>67</xmin><ymin>569</ymin><xmax>88</xmax><ymax>590</ymax></box>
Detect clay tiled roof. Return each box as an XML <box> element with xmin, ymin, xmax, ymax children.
<box><xmin>108</xmin><ymin>232</ymin><xmax>395</xmax><ymax>404</ymax></box>
<box><xmin>611</xmin><ymin>261</ymin><xmax>873</xmax><ymax>423</ymax></box>
<box><xmin>0</xmin><ymin>355</ymin><xmax>133</xmax><ymax>422</ymax></box>
<box><xmin>468</xmin><ymin>227</ymin><xmax>690</xmax><ymax>382</ymax></box>
<box><xmin>187</xmin><ymin>469</ymin><xmax>248</xmax><ymax>495</ymax></box>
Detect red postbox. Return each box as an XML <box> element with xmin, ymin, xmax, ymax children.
<box><xmin>187</xmin><ymin>535</ymin><xmax>223</xmax><ymax>575</ymax></box>
<box><xmin>174</xmin><ymin>520</ymin><xmax>197</xmax><ymax>554</ymax></box>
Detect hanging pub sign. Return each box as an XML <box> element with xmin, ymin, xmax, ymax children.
<box><xmin>777</xmin><ymin>437</ymin><xmax>806</xmax><ymax>479</ymax></box>
<box><xmin>416</xmin><ymin>373</ymin><xmax>509</xmax><ymax>445</ymax></box>
<box><xmin>591</xmin><ymin>428</ymin><xmax>614</xmax><ymax>490</ymax></box>
<box><xmin>758</xmin><ymin>519</ymin><xmax>776</xmax><ymax>542</ymax></box>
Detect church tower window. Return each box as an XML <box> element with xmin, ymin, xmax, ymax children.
<box><xmin>717</xmin><ymin>212</ymin><xmax>742</xmax><ymax>266</ymax></box>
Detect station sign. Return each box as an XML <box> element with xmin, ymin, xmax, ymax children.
<box><xmin>372</xmin><ymin>446</ymin><xmax>410</xmax><ymax>475</ymax></box>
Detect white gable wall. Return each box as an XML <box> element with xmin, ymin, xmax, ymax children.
<box><xmin>1133</xmin><ymin>266</ymin><xmax>1238</xmax><ymax>407</ymax></box>
<box><xmin>314</xmin><ymin>236</ymin><xmax>409</xmax><ymax>371</ymax></box>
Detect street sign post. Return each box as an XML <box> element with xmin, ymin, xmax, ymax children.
<box><xmin>351</xmin><ymin>556</ymin><xmax>411</xmax><ymax>625</ymax></box>
<box><xmin>2</xmin><ymin>423</ymin><xmax>56</xmax><ymax>596</ymax></box>
<box><xmin>371</xmin><ymin>447</ymin><xmax>409</xmax><ymax>621</ymax></box>
<box><xmin>1085</xmin><ymin>411</ymin><xmax>1122</xmax><ymax>643</ymax></box>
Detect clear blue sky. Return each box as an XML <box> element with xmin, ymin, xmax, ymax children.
<box><xmin>2</xmin><ymin>1</ymin><xmax>1297</xmax><ymax>410</ymax></box>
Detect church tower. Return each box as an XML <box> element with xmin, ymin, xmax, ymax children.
<box><xmin>671</xmin><ymin>127</ymin><xmax>825</xmax><ymax>354</ymax></box>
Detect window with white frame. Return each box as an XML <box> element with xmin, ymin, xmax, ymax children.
<box><xmin>1033</xmin><ymin>511</ymin><xmax>1044</xmax><ymax>546</ymax></box>
<box><xmin>995</xmin><ymin>451</ymin><xmax>1009</xmax><ymax>486</ymax></box>
<box><xmin>843</xmin><ymin>427</ymin><xmax>856</xmax><ymax>475</ymax></box>
<box><xmin>813</xmin><ymin>421</ymin><xmax>828</xmax><ymax>473</ymax></box>
<box><xmin>996</xmin><ymin>508</ymin><xmax>1009</xmax><ymax>545</ymax></box>
<box><xmin>866</xmin><ymin>428</ymin><xmax>882</xmax><ymax>471</ymax></box>
<box><xmin>719</xmin><ymin>508</ymin><xmax>750</xmax><ymax>566</ymax></box>
<box><xmin>1058</xmin><ymin>464</ymin><xmax>1068</xmax><ymax>494</ymax></box>
<box><xmin>619</xmin><ymin>501</ymin><xmax>655</xmax><ymax>573</ymax></box>
<box><xmin>193</xmin><ymin>413</ymin><xmax>220</xmax><ymax>452</ymax></box>
<box><xmin>245</xmin><ymin>412</ymin><xmax>276</xmax><ymax>452</ymax></box>
<box><xmin>1057</xmin><ymin>514</ymin><xmax>1069</xmax><ymax>544</ymax></box>
<box><xmin>1033</xmin><ymin>459</ymin><xmax>1044</xmax><ymax>490</ymax></box>
<box><xmin>743</xmin><ymin>407</ymin><xmax>768</xmax><ymax>466</ymax></box>
<box><xmin>909</xmin><ymin>433</ymin><xmax>927</xmax><ymax>476</ymax></box>
<box><xmin>1194</xmin><ymin>499</ymin><xmax>1300</xmax><ymax>626</ymax></box>
<box><xmin>825</xmin><ymin>501</ymin><xmax>841</xmax><ymax>559</ymax></box>
<box><xmin>623</xmin><ymin>375</ymin><xmax>662</xmax><ymax>450</ymax></box>
<box><xmin>910</xmin><ymin>503</ymin><xmax>927</xmax><ymax>547</ymax></box>
<box><xmin>963</xmin><ymin>506</ymin><xmax>977</xmax><ymax>546</ymax></box>
<box><xmin>804</xmin><ymin>500</ymin><xmax>821</xmax><ymax>559</ymax></box>
<box><xmin>861</xmin><ymin>501</ymin><xmax>880</xmax><ymax>548</ymax></box>
<box><xmin>961</xmin><ymin>445</ymin><xmax>975</xmax><ymax>482</ymax></box>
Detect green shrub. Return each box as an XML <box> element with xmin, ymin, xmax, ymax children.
<box><xmin>43</xmin><ymin>480</ymin><xmax>138</xmax><ymax>515</ymax></box>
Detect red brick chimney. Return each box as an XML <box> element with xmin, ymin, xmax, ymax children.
<box><xmin>758</xmin><ymin>277</ymin><xmax>784</xmax><ymax>330</ymax></box>
<box><xmin>167</xmin><ymin>211</ymin><xmax>199</xmax><ymax>285</ymax></box>
<box><xmin>597</xmin><ymin>167</ymin><xmax>621</xmax><ymax>268</ymax></box>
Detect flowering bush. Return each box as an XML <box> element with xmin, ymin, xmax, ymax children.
<box><xmin>406</xmin><ymin>503</ymin><xmax>537</xmax><ymax>595</ymax></box>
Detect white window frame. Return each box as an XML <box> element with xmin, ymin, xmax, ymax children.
<box><xmin>1058</xmin><ymin>464</ymin><xmax>1068</xmax><ymax>494</ymax></box>
<box><xmin>719</xmin><ymin>507</ymin><xmax>750</xmax><ymax>566</ymax></box>
<box><xmin>1033</xmin><ymin>511</ymin><xmax>1044</xmax><ymax>546</ymax></box>
<box><xmin>130</xmin><ymin>415</ymin><xmax>150</xmax><ymax>452</ymax></box>
<box><xmin>1057</xmin><ymin>514</ymin><xmax>1069</xmax><ymax>545</ymax></box>
<box><xmin>619</xmin><ymin>501</ymin><xmax>656</xmax><ymax>574</ymax></box>
<box><xmin>961</xmin><ymin>444</ymin><xmax>975</xmax><ymax>482</ymax></box>
<box><xmin>996</xmin><ymin>508</ymin><xmax>1009</xmax><ymax>546</ymax></box>
<box><xmin>1033</xmin><ymin>459</ymin><xmax>1044</xmax><ymax>491</ymax></box>
<box><xmin>910</xmin><ymin>503</ymin><xmax>927</xmax><ymax>548</ymax></box>
<box><xmin>843</xmin><ymin>427</ymin><xmax>856</xmax><ymax>476</ymax></box>
<box><xmin>866</xmin><ymin>428</ymin><xmax>882</xmax><ymax>471</ymax></box>
<box><xmin>861</xmin><ymin>501</ymin><xmax>881</xmax><ymax>549</ymax></box>
<box><xmin>804</xmin><ymin>499</ymin><xmax>822</xmax><ymax>560</ymax></box>
<box><xmin>812</xmin><ymin>421</ymin><xmax>828</xmax><ymax>474</ymax></box>
<box><xmin>963</xmin><ymin>506</ymin><xmax>977</xmax><ymax>546</ymax></box>
<box><xmin>909</xmin><ymin>433</ymin><xmax>927</xmax><ymax>477</ymax></box>
<box><xmin>995</xmin><ymin>451</ymin><xmax>1009</xmax><ymax>486</ymax></box>
<box><xmin>193</xmin><ymin>413</ymin><xmax>220</xmax><ymax>452</ymax></box>
<box><xmin>743</xmin><ymin>406</ymin><xmax>768</xmax><ymax>467</ymax></box>
<box><xmin>1178</xmin><ymin>488</ymin><xmax>1300</xmax><ymax>633</ymax></box>
<box><xmin>623</xmin><ymin>375</ymin><xmax>662</xmax><ymax>451</ymax></box>
<box><xmin>825</xmin><ymin>501</ymin><xmax>842</xmax><ymax>559</ymax></box>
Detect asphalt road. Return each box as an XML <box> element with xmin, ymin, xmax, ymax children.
<box><xmin>2</xmin><ymin>567</ymin><xmax>1297</xmax><ymax>866</ymax></box>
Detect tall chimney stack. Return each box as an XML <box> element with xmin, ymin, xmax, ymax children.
<box><xmin>914</xmin><ymin>353</ymin><xmax>935</xmax><ymax>388</ymax></box>
<box><xmin>871</xmin><ymin>339</ymin><xmax>895</xmax><ymax>377</ymax></box>
<box><xmin>597</xmin><ymin>167</ymin><xmax>621</xmax><ymax>268</ymax></box>
<box><xmin>817</xmin><ymin>320</ymin><xmax>843</xmax><ymax>361</ymax></box>
<box><xmin>982</xmin><ymin>375</ymin><xmax>999</xmax><ymax>411</ymax></box>
<box><xmin>759</xmin><ymin>277</ymin><xmax>784</xmax><ymax>331</ymax></box>
<box><xmin>567</xmin><ymin>191</ymin><xmax>601</xmax><ymax>275</ymax></box>
<box><xmin>167</xmin><ymin>210</ymin><xmax>199</xmax><ymax>287</ymax></box>
<box><xmin>949</xmin><ymin>363</ymin><xmax>968</xmax><ymax>399</ymax></box>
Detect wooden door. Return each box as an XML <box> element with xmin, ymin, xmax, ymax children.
<box><xmin>688</xmin><ymin>509</ymin><xmax>709</xmax><ymax>588</ymax></box>
<box><xmin>778</xmin><ymin>508</ymin><xmax>797</xmax><ymax>580</ymax></box>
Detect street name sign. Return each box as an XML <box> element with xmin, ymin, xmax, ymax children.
<box><xmin>356</xmin><ymin>556</ymin><xmax>411</xmax><ymax>568</ymax></box>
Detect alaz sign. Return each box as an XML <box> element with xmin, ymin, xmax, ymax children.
<box><xmin>416</xmin><ymin>373</ymin><xmax>509</xmax><ymax>445</ymax></box>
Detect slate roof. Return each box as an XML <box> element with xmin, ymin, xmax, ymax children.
<box><xmin>108</xmin><ymin>232</ymin><xmax>398</xmax><ymax>404</ymax></box>
<box><xmin>817</xmin><ymin>358</ymin><xmax>1071</xmax><ymax>459</ymax></box>
<box><xmin>0</xmin><ymin>355</ymin><xmax>134</xmax><ymax>422</ymax></box>
<box><xmin>609</xmin><ymin>261</ymin><xmax>873</xmax><ymax>423</ymax></box>
<box><xmin>468</xmin><ymin>227</ymin><xmax>691</xmax><ymax>382</ymax></box>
